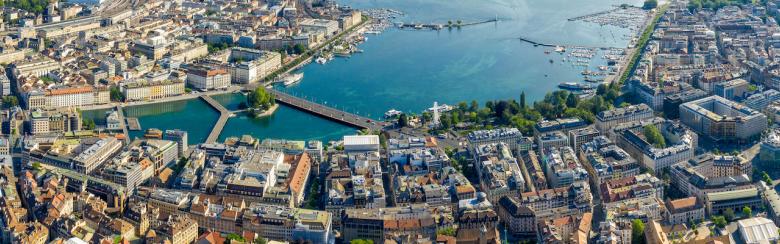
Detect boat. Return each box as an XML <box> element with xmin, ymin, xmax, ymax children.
<box><xmin>365</xmin><ymin>30</ymin><xmax>381</xmax><ymax>34</ymax></box>
<box><xmin>384</xmin><ymin>109</ymin><xmax>402</xmax><ymax>118</ymax></box>
<box><xmin>283</xmin><ymin>73</ymin><xmax>304</xmax><ymax>86</ymax></box>
<box><xmin>558</xmin><ymin>82</ymin><xmax>594</xmax><ymax>90</ymax></box>
<box><xmin>555</xmin><ymin>46</ymin><xmax>566</xmax><ymax>53</ymax></box>
<box><xmin>315</xmin><ymin>57</ymin><xmax>328</xmax><ymax>64</ymax></box>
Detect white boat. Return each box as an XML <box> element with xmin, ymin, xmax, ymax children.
<box><xmin>365</xmin><ymin>30</ymin><xmax>381</xmax><ymax>34</ymax></box>
<box><xmin>315</xmin><ymin>57</ymin><xmax>327</xmax><ymax>64</ymax></box>
<box><xmin>555</xmin><ymin>46</ymin><xmax>566</xmax><ymax>53</ymax></box>
<box><xmin>384</xmin><ymin>109</ymin><xmax>402</xmax><ymax>118</ymax></box>
<box><xmin>283</xmin><ymin>73</ymin><xmax>304</xmax><ymax>86</ymax></box>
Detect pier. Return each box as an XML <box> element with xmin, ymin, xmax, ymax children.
<box><xmin>200</xmin><ymin>95</ymin><xmax>231</xmax><ymax>144</ymax></box>
<box><xmin>126</xmin><ymin>117</ymin><xmax>141</xmax><ymax>131</ymax></box>
<box><xmin>398</xmin><ymin>18</ymin><xmax>499</xmax><ymax>30</ymax></box>
<box><xmin>517</xmin><ymin>36</ymin><xmax>557</xmax><ymax>47</ymax></box>
<box><xmin>266</xmin><ymin>89</ymin><xmax>384</xmax><ymax>131</ymax></box>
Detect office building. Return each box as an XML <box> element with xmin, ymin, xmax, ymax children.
<box><xmin>680</xmin><ymin>95</ymin><xmax>767</xmax><ymax>142</ymax></box>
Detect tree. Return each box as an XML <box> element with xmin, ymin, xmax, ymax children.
<box><xmin>743</xmin><ymin>206</ymin><xmax>752</xmax><ymax>218</ymax></box>
<box><xmin>520</xmin><ymin>91</ymin><xmax>526</xmax><ymax>109</ymax></box>
<box><xmin>254</xmin><ymin>237</ymin><xmax>268</xmax><ymax>244</ymax></box>
<box><xmin>712</xmin><ymin>216</ymin><xmax>727</xmax><ymax>228</ymax></box>
<box><xmin>762</xmin><ymin>171</ymin><xmax>773</xmax><ymax>185</ymax></box>
<box><xmin>631</xmin><ymin>219</ymin><xmax>645</xmax><ymax>244</ymax></box>
<box><xmin>110</xmin><ymin>86</ymin><xmax>124</xmax><ymax>102</ymax></box>
<box><xmin>724</xmin><ymin>208</ymin><xmax>736</xmax><ymax>221</ymax></box>
<box><xmin>83</xmin><ymin>118</ymin><xmax>96</xmax><ymax>130</ymax></box>
<box><xmin>397</xmin><ymin>113</ymin><xmax>409</xmax><ymax>127</ymax></box>
<box><xmin>643</xmin><ymin>0</ymin><xmax>658</xmax><ymax>9</ymax></box>
<box><xmin>566</xmin><ymin>92</ymin><xmax>578</xmax><ymax>108</ymax></box>
<box><xmin>293</xmin><ymin>44</ymin><xmax>307</xmax><ymax>54</ymax></box>
<box><xmin>470</xmin><ymin>100</ymin><xmax>479</xmax><ymax>112</ymax></box>
<box><xmin>2</xmin><ymin>96</ymin><xmax>18</xmax><ymax>108</ymax></box>
<box><xmin>643</xmin><ymin>125</ymin><xmax>666</xmax><ymax>148</ymax></box>
<box><xmin>350</xmin><ymin>240</ymin><xmax>374</xmax><ymax>244</ymax></box>
<box><xmin>226</xmin><ymin>233</ymin><xmax>246</xmax><ymax>242</ymax></box>
<box><xmin>437</xmin><ymin>227</ymin><xmax>456</xmax><ymax>237</ymax></box>
<box><xmin>247</xmin><ymin>87</ymin><xmax>275</xmax><ymax>112</ymax></box>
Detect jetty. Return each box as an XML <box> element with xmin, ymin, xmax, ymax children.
<box><xmin>266</xmin><ymin>89</ymin><xmax>384</xmax><ymax>131</ymax></box>
<box><xmin>200</xmin><ymin>95</ymin><xmax>231</xmax><ymax>144</ymax></box>
<box><xmin>399</xmin><ymin>18</ymin><xmax>499</xmax><ymax>30</ymax></box>
<box><xmin>126</xmin><ymin>117</ymin><xmax>141</xmax><ymax>131</ymax></box>
<box><xmin>517</xmin><ymin>36</ymin><xmax>557</xmax><ymax>47</ymax></box>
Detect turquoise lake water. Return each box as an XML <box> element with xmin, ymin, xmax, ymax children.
<box><xmin>84</xmin><ymin>0</ymin><xmax>644</xmax><ymax>144</ymax></box>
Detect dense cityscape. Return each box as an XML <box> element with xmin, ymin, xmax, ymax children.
<box><xmin>2</xmin><ymin>0</ymin><xmax>780</xmax><ymax>243</ymax></box>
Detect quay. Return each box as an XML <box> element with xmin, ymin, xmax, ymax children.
<box><xmin>266</xmin><ymin>89</ymin><xmax>384</xmax><ymax>131</ymax></box>
<box><xmin>126</xmin><ymin>117</ymin><xmax>141</xmax><ymax>131</ymax></box>
<box><xmin>199</xmin><ymin>95</ymin><xmax>231</xmax><ymax>144</ymax></box>
<box><xmin>398</xmin><ymin>18</ymin><xmax>498</xmax><ymax>30</ymax></box>
<box><xmin>567</xmin><ymin>6</ymin><xmax>632</xmax><ymax>21</ymax></box>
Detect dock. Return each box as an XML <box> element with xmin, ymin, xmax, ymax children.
<box><xmin>126</xmin><ymin>117</ymin><xmax>141</xmax><ymax>131</ymax></box>
<box><xmin>266</xmin><ymin>89</ymin><xmax>384</xmax><ymax>131</ymax></box>
<box><xmin>517</xmin><ymin>36</ymin><xmax>557</xmax><ymax>47</ymax></box>
<box><xmin>200</xmin><ymin>95</ymin><xmax>231</xmax><ymax>144</ymax></box>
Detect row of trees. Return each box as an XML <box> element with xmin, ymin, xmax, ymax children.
<box><xmin>431</xmin><ymin>83</ymin><xmax>621</xmax><ymax>135</ymax></box>
<box><xmin>3</xmin><ymin>0</ymin><xmax>51</xmax><ymax>14</ymax></box>
<box><xmin>687</xmin><ymin>0</ymin><xmax>751</xmax><ymax>12</ymax></box>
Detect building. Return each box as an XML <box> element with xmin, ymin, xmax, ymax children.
<box><xmin>760</xmin><ymin>129</ymin><xmax>780</xmax><ymax>167</ymax></box>
<box><xmin>669</xmin><ymin>154</ymin><xmax>761</xmax><ymax>215</ymax></box>
<box><xmin>72</xmin><ymin>137</ymin><xmax>123</xmax><ymax>174</ymax></box>
<box><xmin>456</xmin><ymin>193</ymin><xmax>500</xmax><ymax>244</ymax></box>
<box><xmin>663</xmin><ymin>88</ymin><xmax>709</xmax><ymax>119</ymax></box>
<box><xmin>745</xmin><ymin>89</ymin><xmax>780</xmax><ymax>111</ymax></box>
<box><xmin>227</xmin><ymin>48</ymin><xmax>282</xmax><ymax>84</ymax></box>
<box><xmin>680</xmin><ymin>95</ymin><xmax>767</xmax><ymax>142</ymax></box>
<box><xmin>543</xmin><ymin>146</ymin><xmax>588</xmax><ymax>188</ymax></box>
<box><xmin>342</xmin><ymin>205</ymin><xmax>437</xmax><ymax>244</ymax></box>
<box><xmin>163</xmin><ymin>129</ymin><xmax>188</xmax><ymax>158</ymax></box>
<box><xmin>534</xmin><ymin>117</ymin><xmax>588</xmax><ymax>135</ymax></box>
<box><xmin>537</xmin><ymin>131</ymin><xmax>569</xmax><ymax>153</ymax></box>
<box><xmin>665</xmin><ymin>197</ymin><xmax>704</xmax><ymax>225</ymax></box>
<box><xmin>568</xmin><ymin>127</ymin><xmax>600</xmax><ymax>153</ymax></box>
<box><xmin>518</xmin><ymin>182</ymin><xmax>593</xmax><ymax>222</ymax></box>
<box><xmin>473</xmin><ymin>143</ymin><xmax>525</xmax><ymax>203</ymax></box>
<box><xmin>644</xmin><ymin>221</ymin><xmax>670</xmax><ymax>244</ymax></box>
<box><xmin>298</xmin><ymin>18</ymin><xmax>340</xmax><ymax>36</ymax></box>
<box><xmin>467</xmin><ymin>128</ymin><xmax>524</xmax><ymax>152</ymax></box>
<box><xmin>580</xmin><ymin>137</ymin><xmax>640</xmax><ymax>187</ymax></box>
<box><xmin>738</xmin><ymin>217</ymin><xmax>779</xmax><ymax>244</ymax></box>
<box><xmin>29</xmin><ymin>109</ymin><xmax>81</xmax><ymax>134</ymax></box>
<box><xmin>343</xmin><ymin>135</ymin><xmax>380</xmax><ymax>153</ymax></box>
<box><xmin>158</xmin><ymin>214</ymin><xmax>198</xmax><ymax>244</ymax></box>
<box><xmin>713</xmin><ymin>78</ymin><xmax>748</xmax><ymax>100</ymax></box>
<box><xmin>186</xmin><ymin>65</ymin><xmax>231</xmax><ymax>91</ymax></box>
<box><xmin>497</xmin><ymin>196</ymin><xmax>536</xmax><ymax>237</ymax></box>
<box><xmin>616</xmin><ymin>119</ymin><xmax>697</xmax><ymax>172</ymax></box>
<box><xmin>121</xmin><ymin>79</ymin><xmax>185</xmax><ymax>102</ymax></box>
<box><xmin>596</xmin><ymin>104</ymin><xmax>654</xmax><ymax>133</ymax></box>
<box><xmin>24</xmin><ymin>86</ymin><xmax>110</xmax><ymax>110</ymax></box>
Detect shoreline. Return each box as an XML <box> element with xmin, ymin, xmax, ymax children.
<box><xmin>250</xmin><ymin>104</ymin><xmax>279</xmax><ymax>118</ymax></box>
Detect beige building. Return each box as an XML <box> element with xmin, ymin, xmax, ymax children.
<box><xmin>122</xmin><ymin>79</ymin><xmax>185</xmax><ymax>101</ymax></box>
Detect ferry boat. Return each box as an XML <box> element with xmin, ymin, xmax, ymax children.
<box><xmin>558</xmin><ymin>82</ymin><xmax>594</xmax><ymax>90</ymax></box>
<box><xmin>283</xmin><ymin>73</ymin><xmax>304</xmax><ymax>86</ymax></box>
<box><xmin>384</xmin><ymin>109</ymin><xmax>402</xmax><ymax>118</ymax></box>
